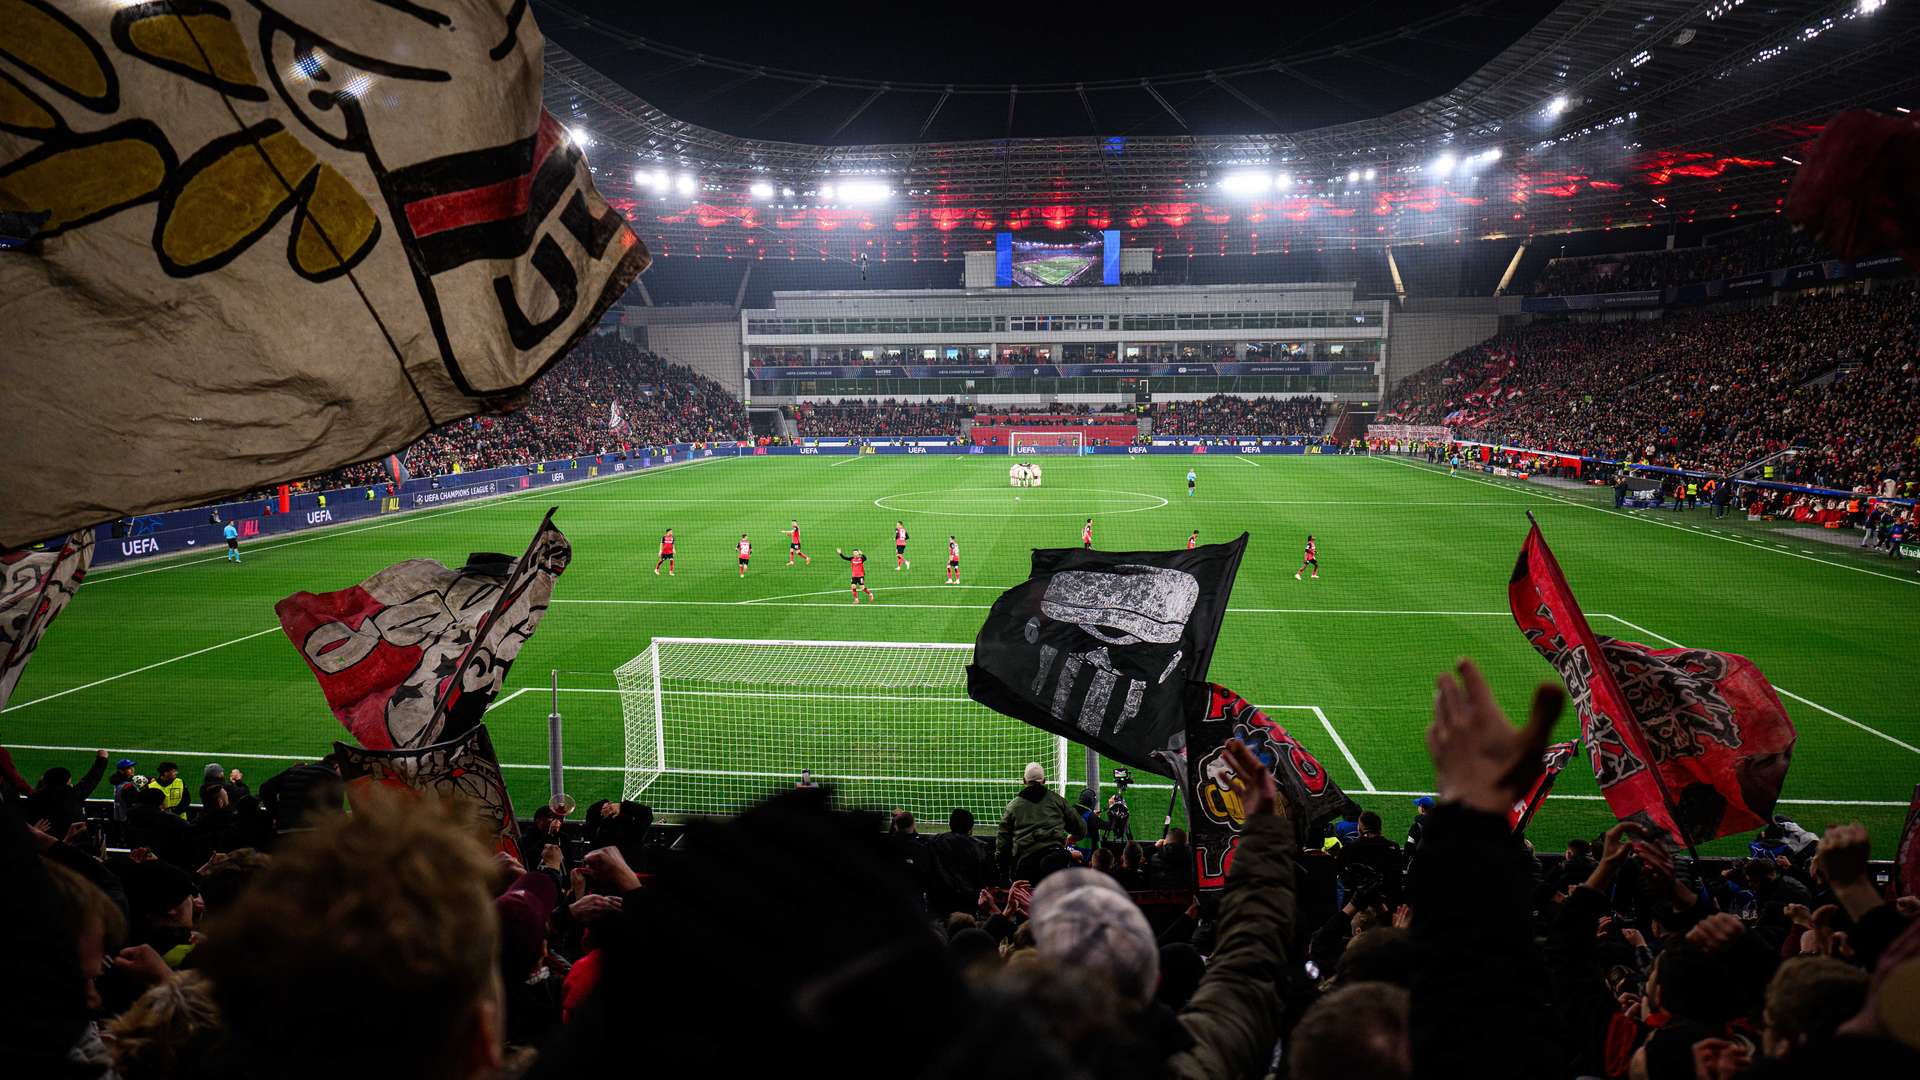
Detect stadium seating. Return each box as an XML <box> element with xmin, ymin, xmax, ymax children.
<box><xmin>1531</xmin><ymin>219</ymin><xmax>1839</xmax><ymax>296</ymax></box>
<box><xmin>291</xmin><ymin>335</ymin><xmax>749</xmax><ymax>492</ymax></box>
<box><xmin>1390</xmin><ymin>283</ymin><xmax>1920</xmax><ymax>494</ymax></box>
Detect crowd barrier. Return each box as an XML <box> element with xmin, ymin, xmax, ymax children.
<box><xmin>90</xmin><ymin>444</ymin><xmax>742</xmax><ymax>568</ymax></box>
<box><xmin>87</xmin><ymin>435</ymin><xmax>1343</xmax><ymax>568</ymax></box>
<box><xmin>1447</xmin><ymin>439</ymin><xmax>1916</xmax><ymax>509</ymax></box>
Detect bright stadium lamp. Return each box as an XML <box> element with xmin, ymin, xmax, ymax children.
<box><xmin>1219</xmin><ymin>170</ymin><xmax>1272</xmax><ymax>196</ymax></box>
<box><xmin>567</xmin><ymin>126</ymin><xmax>593</xmax><ymax>148</ymax></box>
<box><xmin>1430</xmin><ymin>151</ymin><xmax>1457</xmax><ymax>177</ymax></box>
<box><xmin>1346</xmin><ymin>169</ymin><xmax>1360</xmax><ymax>183</ymax></box>
<box><xmin>820</xmin><ymin>184</ymin><xmax>837</xmax><ymax>200</ymax></box>
<box><xmin>840</xmin><ymin>180</ymin><xmax>891</xmax><ymax>203</ymax></box>
<box><xmin>1363</xmin><ymin>167</ymin><xmax>1377</xmax><ymax>181</ymax></box>
<box><xmin>1276</xmin><ymin>172</ymin><xmax>1293</xmax><ymax>190</ymax></box>
<box><xmin>1547</xmin><ymin>95</ymin><xmax>1570</xmax><ymax>117</ymax></box>
<box><xmin>750</xmin><ymin>181</ymin><xmax>774</xmax><ymax>200</ymax></box>
<box><xmin>675</xmin><ymin>173</ymin><xmax>697</xmax><ymax>196</ymax></box>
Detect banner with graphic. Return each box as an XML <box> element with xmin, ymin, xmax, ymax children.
<box><xmin>0</xmin><ymin>1</ymin><xmax>647</xmax><ymax>547</ymax></box>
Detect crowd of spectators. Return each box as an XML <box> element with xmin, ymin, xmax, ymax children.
<box><xmin>1150</xmin><ymin>396</ymin><xmax>1330</xmax><ymax>437</ymax></box>
<box><xmin>8</xmin><ymin>654</ymin><xmax>1917</xmax><ymax>1079</ymax></box>
<box><xmin>290</xmin><ymin>335</ymin><xmax>748</xmax><ymax>492</ymax></box>
<box><xmin>1389</xmin><ymin>283</ymin><xmax>1920</xmax><ymax>494</ymax></box>
<box><xmin>1533</xmin><ymin>221</ymin><xmax>1836</xmax><ymax>297</ymax></box>
<box><xmin>786</xmin><ymin>399</ymin><xmax>970</xmax><ymax>438</ymax></box>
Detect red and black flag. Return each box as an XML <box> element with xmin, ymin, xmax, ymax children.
<box><xmin>1181</xmin><ymin>684</ymin><xmax>1360</xmax><ymax>892</ymax></box>
<box><xmin>1510</xmin><ymin>519</ymin><xmax>1795</xmax><ymax>847</ymax></box>
<box><xmin>0</xmin><ymin>529</ymin><xmax>93</xmax><ymax>710</ymax></box>
<box><xmin>276</xmin><ymin>510</ymin><xmax>570</xmax><ymax>749</ymax></box>
<box><xmin>333</xmin><ymin>724</ymin><xmax>520</xmax><ymax>860</ymax></box>
<box><xmin>966</xmin><ymin>534</ymin><xmax>1248</xmax><ymax>775</ymax></box>
<box><xmin>1895</xmin><ymin>784</ymin><xmax>1920</xmax><ymax>901</ymax></box>
<box><xmin>1508</xmin><ymin>740</ymin><xmax>1580</xmax><ymax>835</ymax></box>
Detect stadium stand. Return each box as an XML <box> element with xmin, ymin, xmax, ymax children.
<box><xmin>1390</xmin><ymin>283</ymin><xmax>1920</xmax><ymax>494</ymax></box>
<box><xmin>291</xmin><ymin>335</ymin><xmax>749</xmax><ymax>492</ymax></box>
<box><xmin>1151</xmin><ymin>395</ymin><xmax>1331</xmax><ymax>437</ymax></box>
<box><xmin>1531</xmin><ymin>220</ymin><xmax>1840</xmax><ymax>296</ymax></box>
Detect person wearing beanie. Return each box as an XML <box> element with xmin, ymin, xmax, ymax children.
<box><xmin>199</xmin><ymin>762</ymin><xmax>249</xmax><ymax>810</ymax></box>
<box><xmin>995</xmin><ymin>762</ymin><xmax>1082</xmax><ymax>883</ymax></box>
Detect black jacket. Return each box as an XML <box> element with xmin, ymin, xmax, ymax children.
<box><xmin>24</xmin><ymin>755</ymin><xmax>108</xmax><ymax>835</ymax></box>
<box><xmin>925</xmin><ymin>830</ymin><xmax>990</xmax><ymax>915</ymax></box>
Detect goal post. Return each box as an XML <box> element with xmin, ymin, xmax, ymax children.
<box><xmin>614</xmin><ymin>637</ymin><xmax>1073</xmax><ymax>823</ymax></box>
<box><xmin>1009</xmin><ymin>430</ymin><xmax>1085</xmax><ymax>456</ymax></box>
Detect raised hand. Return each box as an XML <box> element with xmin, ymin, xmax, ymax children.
<box><xmin>568</xmin><ymin>894</ymin><xmax>624</xmax><ymax>923</ymax></box>
<box><xmin>1428</xmin><ymin>659</ymin><xmax>1563</xmax><ymax>814</ymax></box>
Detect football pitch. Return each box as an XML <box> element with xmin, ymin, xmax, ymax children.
<box><xmin>1017</xmin><ymin>255</ymin><xmax>1095</xmax><ymax>286</ymax></box>
<box><xmin>7</xmin><ymin>453</ymin><xmax>1916</xmax><ymax>854</ymax></box>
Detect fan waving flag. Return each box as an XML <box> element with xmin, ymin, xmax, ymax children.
<box><xmin>966</xmin><ymin>534</ymin><xmax>1248</xmax><ymax>775</ymax></box>
<box><xmin>1509</xmin><ymin>741</ymin><xmax>1580</xmax><ymax>835</ymax></box>
<box><xmin>334</xmin><ymin>725</ymin><xmax>520</xmax><ymax>859</ymax></box>
<box><xmin>0</xmin><ymin>530</ymin><xmax>94</xmax><ymax>710</ymax></box>
<box><xmin>276</xmin><ymin>510</ymin><xmax>570</xmax><ymax>749</ymax></box>
<box><xmin>0</xmin><ymin>2</ymin><xmax>648</xmax><ymax>547</ymax></box>
<box><xmin>1509</xmin><ymin>519</ymin><xmax>1795</xmax><ymax>847</ymax></box>
<box><xmin>1183</xmin><ymin>685</ymin><xmax>1360</xmax><ymax>892</ymax></box>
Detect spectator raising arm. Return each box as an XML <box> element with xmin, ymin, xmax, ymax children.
<box><xmin>1412</xmin><ymin>660</ymin><xmax>1566</xmax><ymax>1080</ymax></box>
<box><xmin>1165</xmin><ymin>739</ymin><xmax>1297</xmax><ymax>1080</ymax></box>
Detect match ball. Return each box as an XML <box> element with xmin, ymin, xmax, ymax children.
<box><xmin>905</xmin><ymin>560</ymin><xmax>911</xmax><ymax>569</ymax></box>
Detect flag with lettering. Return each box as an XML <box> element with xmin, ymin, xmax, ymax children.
<box><xmin>1508</xmin><ymin>741</ymin><xmax>1580</xmax><ymax>835</ymax></box>
<box><xmin>1181</xmin><ymin>684</ymin><xmax>1361</xmax><ymax>893</ymax></box>
<box><xmin>334</xmin><ymin>724</ymin><xmax>520</xmax><ymax>859</ymax></box>
<box><xmin>1510</xmin><ymin>521</ymin><xmax>1795</xmax><ymax>846</ymax></box>
<box><xmin>0</xmin><ymin>530</ymin><xmax>93</xmax><ymax>710</ymax></box>
<box><xmin>966</xmin><ymin>535</ymin><xmax>1248</xmax><ymax>775</ymax></box>
<box><xmin>276</xmin><ymin>510</ymin><xmax>570</xmax><ymax>749</ymax></box>
<box><xmin>0</xmin><ymin>2</ymin><xmax>647</xmax><ymax>547</ymax></box>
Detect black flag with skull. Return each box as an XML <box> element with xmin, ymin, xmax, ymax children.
<box><xmin>966</xmin><ymin>534</ymin><xmax>1249</xmax><ymax>777</ymax></box>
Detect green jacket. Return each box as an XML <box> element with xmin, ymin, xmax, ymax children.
<box><xmin>996</xmin><ymin>784</ymin><xmax>1081</xmax><ymax>870</ymax></box>
<box><xmin>1164</xmin><ymin>812</ymin><xmax>1297</xmax><ymax>1080</ymax></box>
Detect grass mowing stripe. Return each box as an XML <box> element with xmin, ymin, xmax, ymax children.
<box><xmin>2</xmin><ymin>628</ymin><xmax>282</xmax><ymax>713</ymax></box>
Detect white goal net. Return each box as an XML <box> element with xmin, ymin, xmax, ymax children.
<box><xmin>1009</xmin><ymin>431</ymin><xmax>1084</xmax><ymax>455</ymax></box>
<box><xmin>615</xmin><ymin>637</ymin><xmax>1071</xmax><ymax>821</ymax></box>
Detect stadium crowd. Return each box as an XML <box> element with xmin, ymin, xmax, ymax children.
<box><xmin>1533</xmin><ymin>222</ymin><xmax>1835</xmax><ymax>296</ymax></box>
<box><xmin>292</xmin><ymin>336</ymin><xmax>748</xmax><ymax>491</ymax></box>
<box><xmin>787</xmin><ymin>399</ymin><xmax>970</xmax><ymax>438</ymax></box>
<box><xmin>1390</xmin><ymin>283</ymin><xmax>1920</xmax><ymax>494</ymax></box>
<box><xmin>1150</xmin><ymin>396</ymin><xmax>1330</xmax><ymax>438</ymax></box>
<box><xmin>9</xmin><ymin>658</ymin><xmax>1915</xmax><ymax>1080</ymax></box>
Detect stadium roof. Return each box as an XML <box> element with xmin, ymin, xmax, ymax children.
<box><xmin>540</xmin><ymin>1</ymin><xmax>1920</xmax><ymax>260</ymax></box>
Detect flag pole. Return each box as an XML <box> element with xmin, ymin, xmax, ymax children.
<box><xmin>1524</xmin><ymin>512</ymin><xmax>1700</xmax><ymax>860</ymax></box>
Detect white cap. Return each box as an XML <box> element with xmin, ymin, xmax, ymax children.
<box><xmin>1023</xmin><ymin>762</ymin><xmax>1046</xmax><ymax>784</ymax></box>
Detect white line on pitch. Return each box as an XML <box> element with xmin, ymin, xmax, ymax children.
<box><xmin>1373</xmin><ymin>455</ymin><xmax>1919</xmax><ymax>587</ymax></box>
<box><xmin>742</xmin><ymin>584</ymin><xmax>1004</xmax><ymax>604</ymax></box>
<box><xmin>1307</xmin><ymin>704</ymin><xmax>1375</xmax><ymax>792</ymax></box>
<box><xmin>1</xmin><ymin>627</ymin><xmax>282</xmax><ymax>713</ymax></box>
<box><xmin>1354</xmin><ymin>787</ymin><xmax>1904</xmax><ymax>807</ymax></box>
<box><xmin>551</xmin><ymin>597</ymin><xmax>1517</xmax><ymax>616</ymax></box>
<box><xmin>1600</xmin><ymin>614</ymin><xmax>1920</xmax><ymax>756</ymax></box>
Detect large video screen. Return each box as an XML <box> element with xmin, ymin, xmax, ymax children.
<box><xmin>995</xmin><ymin>230</ymin><xmax>1120</xmax><ymax>287</ymax></box>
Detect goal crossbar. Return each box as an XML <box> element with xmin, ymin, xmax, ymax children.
<box><xmin>614</xmin><ymin>637</ymin><xmax>1073</xmax><ymax>823</ymax></box>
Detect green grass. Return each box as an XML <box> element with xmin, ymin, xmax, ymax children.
<box><xmin>7</xmin><ymin>453</ymin><xmax>1916</xmax><ymax>854</ymax></box>
<box><xmin>1017</xmin><ymin>255</ymin><xmax>1094</xmax><ymax>286</ymax></box>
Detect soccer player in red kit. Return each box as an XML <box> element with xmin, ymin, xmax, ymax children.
<box><xmin>945</xmin><ymin>535</ymin><xmax>961</xmax><ymax>585</ymax></box>
<box><xmin>1295</xmin><ymin>534</ymin><xmax>1319</xmax><ymax>580</ymax></box>
<box><xmin>1187</xmin><ymin>530</ymin><xmax>1198</xmax><ymax>550</ymax></box>
<box><xmin>1082</xmin><ymin>518</ymin><xmax>1094</xmax><ymax>549</ymax></box>
<box><xmin>737</xmin><ymin>533</ymin><xmax>752</xmax><ymax>578</ymax></box>
<box><xmin>894</xmin><ymin>521</ymin><xmax>910</xmax><ymax>570</ymax></box>
<box><xmin>787</xmin><ymin>520</ymin><xmax>811</xmax><ymax>566</ymax></box>
<box><xmin>655</xmin><ymin>529</ymin><xmax>675</xmax><ymax>575</ymax></box>
<box><xmin>837</xmin><ymin>547</ymin><xmax>875</xmax><ymax>603</ymax></box>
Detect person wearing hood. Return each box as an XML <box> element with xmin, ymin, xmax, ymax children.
<box><xmin>198</xmin><ymin>761</ymin><xmax>249</xmax><ymax>809</ymax></box>
<box><xmin>996</xmin><ymin>762</ymin><xmax>1082</xmax><ymax>884</ymax></box>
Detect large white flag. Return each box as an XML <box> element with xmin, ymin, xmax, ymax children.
<box><xmin>0</xmin><ymin>1</ymin><xmax>648</xmax><ymax>546</ymax></box>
